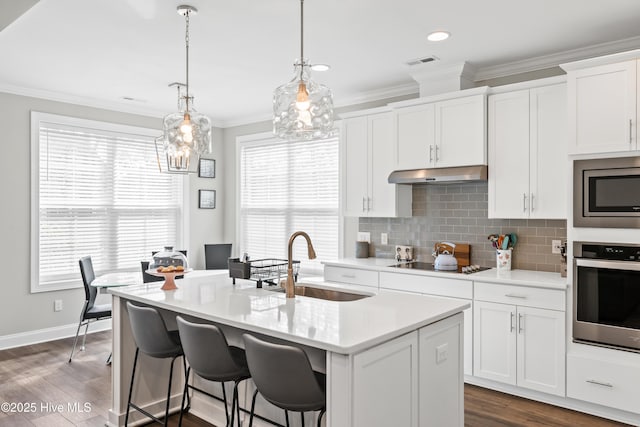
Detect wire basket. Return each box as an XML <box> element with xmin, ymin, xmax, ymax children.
<box><xmin>228</xmin><ymin>258</ymin><xmax>300</xmax><ymax>287</ymax></box>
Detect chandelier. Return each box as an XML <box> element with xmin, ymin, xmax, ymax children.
<box><xmin>157</xmin><ymin>5</ymin><xmax>211</xmax><ymax>174</ymax></box>
<box><xmin>273</xmin><ymin>0</ymin><xmax>336</xmax><ymax>141</ymax></box>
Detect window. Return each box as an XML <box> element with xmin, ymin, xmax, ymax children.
<box><xmin>31</xmin><ymin>112</ymin><xmax>184</xmax><ymax>292</ymax></box>
<box><xmin>238</xmin><ymin>133</ymin><xmax>339</xmax><ymax>273</ymax></box>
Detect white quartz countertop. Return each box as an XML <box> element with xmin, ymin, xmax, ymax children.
<box><xmin>108</xmin><ymin>270</ymin><xmax>468</xmax><ymax>355</ymax></box>
<box><xmin>468</xmin><ymin>268</ymin><xmax>568</xmax><ymax>289</ymax></box>
<box><xmin>323</xmin><ymin>258</ymin><xmax>568</xmax><ymax>289</ymax></box>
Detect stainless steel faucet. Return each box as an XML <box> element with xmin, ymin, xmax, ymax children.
<box><xmin>285</xmin><ymin>231</ymin><xmax>316</xmax><ymax>298</ymax></box>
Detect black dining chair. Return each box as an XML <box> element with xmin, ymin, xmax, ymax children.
<box><xmin>204</xmin><ymin>244</ymin><xmax>232</xmax><ymax>270</ymax></box>
<box><xmin>68</xmin><ymin>256</ymin><xmax>112</xmax><ymax>363</ymax></box>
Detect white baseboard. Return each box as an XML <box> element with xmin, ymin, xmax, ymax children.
<box><xmin>0</xmin><ymin>319</ymin><xmax>112</xmax><ymax>350</ymax></box>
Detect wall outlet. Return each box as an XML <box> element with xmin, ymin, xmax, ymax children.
<box><xmin>381</xmin><ymin>233</ymin><xmax>388</xmax><ymax>245</ymax></box>
<box><xmin>551</xmin><ymin>240</ymin><xmax>562</xmax><ymax>254</ymax></box>
<box><xmin>357</xmin><ymin>232</ymin><xmax>370</xmax><ymax>243</ymax></box>
<box><xmin>54</xmin><ymin>299</ymin><xmax>63</xmax><ymax>312</ymax></box>
<box><xmin>436</xmin><ymin>343</ymin><xmax>448</xmax><ymax>364</ymax></box>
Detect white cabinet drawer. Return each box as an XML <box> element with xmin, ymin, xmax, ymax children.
<box><xmin>324</xmin><ymin>266</ymin><xmax>379</xmax><ymax>288</ymax></box>
<box><xmin>567</xmin><ymin>353</ymin><xmax>640</xmax><ymax>414</ymax></box>
<box><xmin>474</xmin><ymin>282</ymin><xmax>565</xmax><ymax>311</ymax></box>
<box><xmin>380</xmin><ymin>272</ymin><xmax>472</xmax><ymax>299</ymax></box>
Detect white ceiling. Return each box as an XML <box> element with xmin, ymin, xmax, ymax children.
<box><xmin>2</xmin><ymin>0</ymin><xmax>640</xmax><ymax>127</ymax></box>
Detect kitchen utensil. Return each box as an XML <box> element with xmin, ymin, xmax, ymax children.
<box><xmin>502</xmin><ymin>235</ymin><xmax>510</xmax><ymax>250</ymax></box>
<box><xmin>433</xmin><ymin>242</ymin><xmax>458</xmax><ymax>271</ymax></box>
<box><xmin>509</xmin><ymin>233</ymin><xmax>517</xmax><ymax>248</ymax></box>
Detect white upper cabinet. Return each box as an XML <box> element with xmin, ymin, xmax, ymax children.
<box><xmin>488</xmin><ymin>82</ymin><xmax>567</xmax><ymax>219</ymax></box>
<box><xmin>396</xmin><ymin>103</ymin><xmax>435</xmax><ymax>170</ymax></box>
<box><xmin>565</xmin><ymin>59</ymin><xmax>637</xmax><ymax>154</ymax></box>
<box><xmin>341</xmin><ymin>110</ymin><xmax>411</xmax><ymax>217</ymax></box>
<box><xmin>434</xmin><ymin>95</ymin><xmax>487</xmax><ymax>168</ymax></box>
<box><xmin>393</xmin><ymin>89</ymin><xmax>488</xmax><ymax>170</ymax></box>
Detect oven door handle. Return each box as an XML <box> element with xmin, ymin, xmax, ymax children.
<box><xmin>575</xmin><ymin>258</ymin><xmax>640</xmax><ymax>272</ymax></box>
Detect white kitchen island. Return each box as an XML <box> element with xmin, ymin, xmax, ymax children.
<box><xmin>107</xmin><ymin>270</ymin><xmax>468</xmax><ymax>427</ymax></box>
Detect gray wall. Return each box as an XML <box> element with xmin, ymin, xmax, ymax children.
<box><xmin>0</xmin><ymin>91</ymin><xmax>223</xmax><ymax>337</ymax></box>
<box><xmin>358</xmin><ymin>183</ymin><xmax>567</xmax><ymax>272</ymax></box>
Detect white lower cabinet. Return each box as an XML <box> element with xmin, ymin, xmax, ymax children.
<box><xmin>567</xmin><ymin>353</ymin><xmax>640</xmax><ymax>414</ymax></box>
<box><xmin>323</xmin><ymin>265</ymin><xmax>379</xmax><ymax>289</ymax></box>
<box><xmin>351</xmin><ymin>313</ymin><xmax>464</xmax><ymax>427</ymax></box>
<box><xmin>353</xmin><ymin>331</ymin><xmax>419</xmax><ymax>427</ymax></box>
<box><xmin>379</xmin><ymin>271</ymin><xmax>473</xmax><ymax>376</ymax></box>
<box><xmin>473</xmin><ymin>283</ymin><xmax>566</xmax><ymax>397</ymax></box>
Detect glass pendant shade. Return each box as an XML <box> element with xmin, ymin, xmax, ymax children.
<box><xmin>157</xmin><ymin>4</ymin><xmax>212</xmax><ymax>174</ymax></box>
<box><xmin>157</xmin><ymin>97</ymin><xmax>211</xmax><ymax>173</ymax></box>
<box><xmin>274</xmin><ymin>61</ymin><xmax>336</xmax><ymax>141</ymax></box>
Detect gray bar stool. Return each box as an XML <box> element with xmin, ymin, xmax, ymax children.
<box><xmin>243</xmin><ymin>334</ymin><xmax>326</xmax><ymax>427</ymax></box>
<box><xmin>125</xmin><ymin>302</ymin><xmax>188</xmax><ymax>426</ymax></box>
<box><xmin>176</xmin><ymin>316</ymin><xmax>251</xmax><ymax>427</ymax></box>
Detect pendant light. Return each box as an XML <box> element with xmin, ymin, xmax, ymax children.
<box><xmin>273</xmin><ymin>0</ymin><xmax>336</xmax><ymax>141</ymax></box>
<box><xmin>157</xmin><ymin>5</ymin><xmax>211</xmax><ymax>174</ymax></box>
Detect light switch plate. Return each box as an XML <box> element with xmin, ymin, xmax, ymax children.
<box><xmin>54</xmin><ymin>299</ymin><xmax>63</xmax><ymax>312</ymax></box>
<box><xmin>436</xmin><ymin>343</ymin><xmax>448</xmax><ymax>364</ymax></box>
<box><xmin>552</xmin><ymin>240</ymin><xmax>562</xmax><ymax>254</ymax></box>
<box><xmin>381</xmin><ymin>233</ymin><xmax>388</xmax><ymax>245</ymax></box>
<box><xmin>357</xmin><ymin>232</ymin><xmax>370</xmax><ymax>243</ymax></box>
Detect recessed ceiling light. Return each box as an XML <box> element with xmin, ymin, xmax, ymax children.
<box><xmin>427</xmin><ymin>31</ymin><xmax>450</xmax><ymax>42</ymax></box>
<box><xmin>311</xmin><ymin>64</ymin><xmax>331</xmax><ymax>72</ymax></box>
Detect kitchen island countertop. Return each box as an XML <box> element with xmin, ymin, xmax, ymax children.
<box><xmin>108</xmin><ymin>270</ymin><xmax>468</xmax><ymax>354</ymax></box>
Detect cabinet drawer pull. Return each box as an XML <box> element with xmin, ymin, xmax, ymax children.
<box><xmin>530</xmin><ymin>193</ymin><xmax>535</xmax><ymax>212</ymax></box>
<box><xmin>510</xmin><ymin>312</ymin><xmax>515</xmax><ymax>332</ymax></box>
<box><xmin>367</xmin><ymin>197</ymin><xmax>371</xmax><ymax>211</ymax></box>
<box><xmin>586</xmin><ymin>379</ymin><xmax>613</xmax><ymax>388</ymax></box>
<box><xmin>362</xmin><ymin>197</ymin><xmax>366</xmax><ymax>212</ymax></box>
<box><xmin>435</xmin><ymin>145</ymin><xmax>440</xmax><ymax>161</ymax></box>
<box><xmin>523</xmin><ymin>193</ymin><xmax>527</xmax><ymax>212</ymax></box>
<box><xmin>518</xmin><ymin>313</ymin><xmax>524</xmax><ymax>334</ymax></box>
<box><xmin>429</xmin><ymin>145</ymin><xmax>434</xmax><ymax>162</ymax></box>
<box><xmin>342</xmin><ymin>274</ymin><xmax>357</xmax><ymax>279</ymax></box>
<box><xmin>505</xmin><ymin>294</ymin><xmax>527</xmax><ymax>299</ymax></box>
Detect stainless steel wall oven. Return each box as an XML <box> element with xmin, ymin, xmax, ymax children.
<box><xmin>573</xmin><ymin>156</ymin><xmax>640</xmax><ymax>228</ymax></box>
<box><xmin>574</xmin><ymin>242</ymin><xmax>640</xmax><ymax>352</ymax></box>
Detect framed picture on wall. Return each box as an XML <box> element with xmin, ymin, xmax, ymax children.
<box><xmin>198</xmin><ymin>158</ymin><xmax>216</xmax><ymax>178</ymax></box>
<box><xmin>198</xmin><ymin>190</ymin><xmax>216</xmax><ymax>209</ymax></box>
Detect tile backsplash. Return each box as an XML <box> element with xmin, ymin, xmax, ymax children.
<box><xmin>358</xmin><ymin>182</ymin><xmax>567</xmax><ymax>272</ymax></box>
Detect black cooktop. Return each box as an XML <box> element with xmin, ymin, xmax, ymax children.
<box><xmin>389</xmin><ymin>261</ymin><xmax>491</xmax><ymax>274</ymax></box>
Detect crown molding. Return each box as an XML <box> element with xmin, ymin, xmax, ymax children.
<box><xmin>474</xmin><ymin>35</ymin><xmax>640</xmax><ymax>81</ymax></box>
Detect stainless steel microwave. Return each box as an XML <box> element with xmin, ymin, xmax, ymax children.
<box><xmin>574</xmin><ymin>156</ymin><xmax>640</xmax><ymax>228</ymax></box>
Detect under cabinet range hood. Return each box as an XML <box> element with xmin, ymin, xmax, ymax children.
<box><xmin>388</xmin><ymin>165</ymin><xmax>488</xmax><ymax>184</ymax></box>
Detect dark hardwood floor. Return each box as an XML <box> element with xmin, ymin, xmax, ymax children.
<box><xmin>0</xmin><ymin>331</ymin><xmax>631</xmax><ymax>426</ymax></box>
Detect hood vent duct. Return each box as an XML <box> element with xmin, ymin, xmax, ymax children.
<box><xmin>388</xmin><ymin>165</ymin><xmax>488</xmax><ymax>184</ymax></box>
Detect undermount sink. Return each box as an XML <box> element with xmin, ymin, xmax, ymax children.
<box><xmin>268</xmin><ymin>284</ymin><xmax>372</xmax><ymax>302</ymax></box>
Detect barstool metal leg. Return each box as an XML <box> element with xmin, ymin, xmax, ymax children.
<box><xmin>125</xmin><ymin>347</ymin><xmax>140</xmax><ymax>426</ymax></box>
<box><xmin>317</xmin><ymin>408</ymin><xmax>326</xmax><ymax>427</ymax></box>
<box><xmin>179</xmin><ymin>366</ymin><xmax>191</xmax><ymax>427</ymax></box>
<box><xmin>285</xmin><ymin>409</ymin><xmax>290</xmax><ymax>427</ymax></box>
<box><xmin>221</xmin><ymin>382</ymin><xmax>229</xmax><ymax>424</ymax></box>
<box><xmin>235</xmin><ymin>381</ymin><xmax>241</xmax><ymax>427</ymax></box>
<box><xmin>163</xmin><ymin>356</ymin><xmax>179</xmax><ymax>427</ymax></box>
<box><xmin>248</xmin><ymin>389</ymin><xmax>259</xmax><ymax>427</ymax></box>
<box><xmin>300</xmin><ymin>412</ymin><xmax>305</xmax><ymax>427</ymax></box>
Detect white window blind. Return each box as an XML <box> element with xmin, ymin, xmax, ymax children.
<box><xmin>31</xmin><ymin>112</ymin><xmax>183</xmax><ymax>292</ymax></box>
<box><xmin>239</xmin><ymin>135</ymin><xmax>339</xmax><ymax>273</ymax></box>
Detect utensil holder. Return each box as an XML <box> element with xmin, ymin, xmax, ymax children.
<box><xmin>496</xmin><ymin>249</ymin><xmax>512</xmax><ymax>271</ymax></box>
<box><xmin>355</xmin><ymin>241</ymin><xmax>369</xmax><ymax>258</ymax></box>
